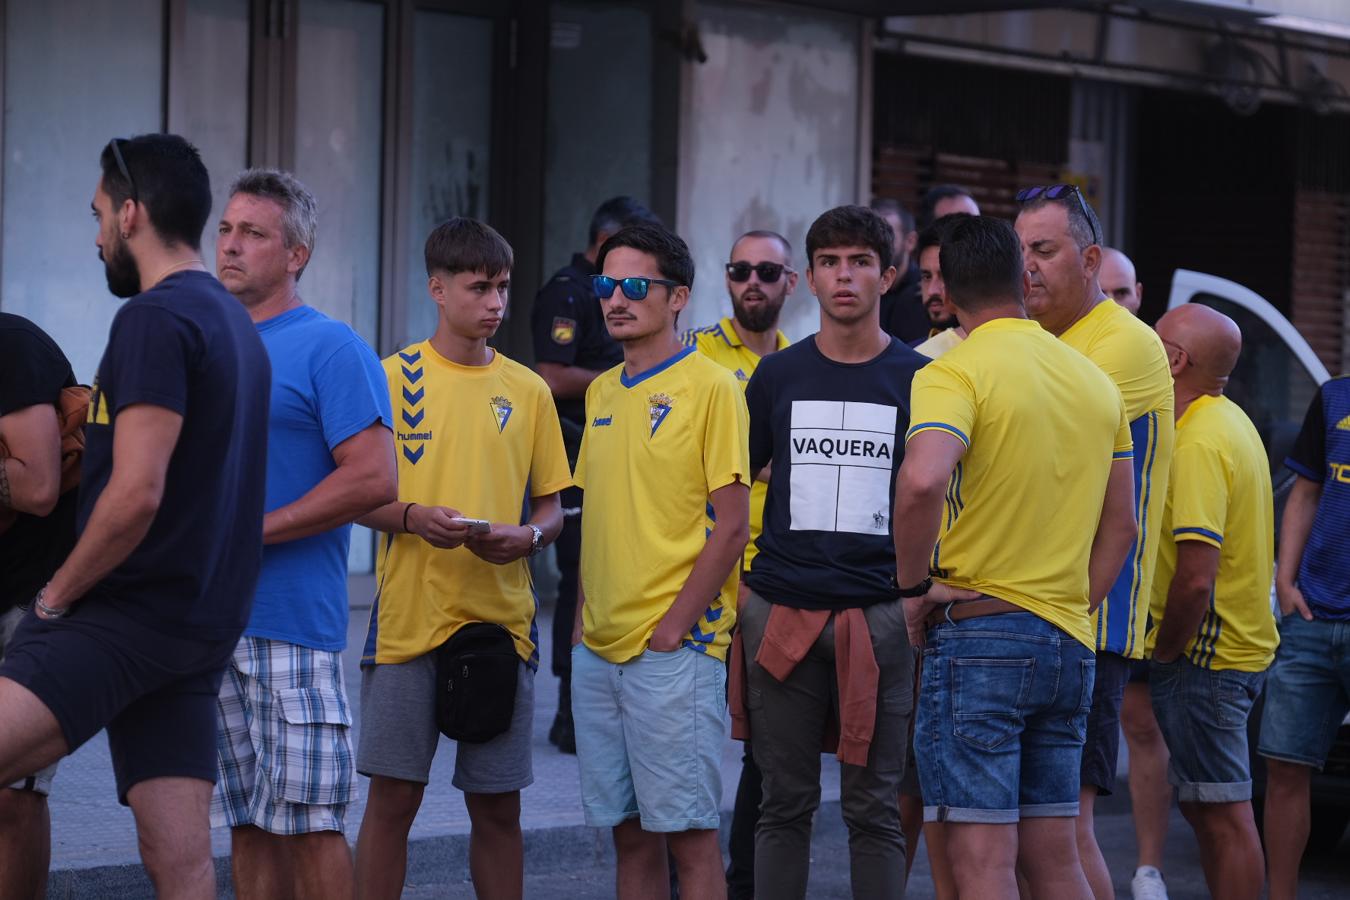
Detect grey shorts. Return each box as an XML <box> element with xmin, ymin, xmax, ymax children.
<box><xmin>356</xmin><ymin>652</ymin><xmax>534</xmax><ymax>794</ymax></box>
<box><xmin>0</xmin><ymin>606</ymin><xmax>57</xmax><ymax>795</ymax></box>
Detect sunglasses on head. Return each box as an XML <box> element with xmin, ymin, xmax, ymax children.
<box><xmin>107</xmin><ymin>138</ymin><xmax>140</xmax><ymax>206</ymax></box>
<box><xmin>725</xmin><ymin>261</ymin><xmax>792</xmax><ymax>284</ymax></box>
<box><xmin>591</xmin><ymin>274</ymin><xmax>680</xmax><ymax>302</ymax></box>
<box><xmin>1015</xmin><ymin>183</ymin><xmax>1100</xmax><ymax>246</ymax></box>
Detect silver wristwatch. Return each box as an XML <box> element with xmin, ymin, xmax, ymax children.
<box><xmin>527</xmin><ymin>524</ymin><xmax>544</xmax><ymax>556</ymax></box>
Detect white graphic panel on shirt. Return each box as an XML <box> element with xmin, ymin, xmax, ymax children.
<box><xmin>398</xmin><ymin>349</ymin><xmax>429</xmax><ymax>464</ymax></box>
<box><xmin>788</xmin><ymin>399</ymin><xmax>896</xmax><ymax>534</ymax></box>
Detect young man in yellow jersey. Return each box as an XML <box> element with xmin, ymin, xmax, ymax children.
<box><xmin>1016</xmin><ymin>186</ymin><xmax>1174</xmax><ymax>900</ymax></box>
<box><xmin>352</xmin><ymin>219</ymin><xmax>571</xmax><ymax>900</ymax></box>
<box><xmin>682</xmin><ymin>228</ymin><xmax>793</xmax><ymax>900</ymax></box>
<box><xmin>571</xmin><ymin>222</ymin><xmax>750</xmax><ymax>899</ymax></box>
<box><xmin>1146</xmin><ymin>304</ymin><xmax>1274</xmax><ymax>900</ymax></box>
<box><xmin>895</xmin><ymin>216</ymin><xmax>1138</xmax><ymax>900</ymax></box>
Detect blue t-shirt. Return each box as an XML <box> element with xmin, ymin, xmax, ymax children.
<box><xmin>743</xmin><ymin>335</ymin><xmax>928</xmax><ymax>610</ymax></box>
<box><xmin>247</xmin><ymin>305</ymin><xmax>392</xmax><ymax>651</ymax></box>
<box><xmin>79</xmin><ymin>271</ymin><xmax>271</xmax><ymax>639</ymax></box>
<box><xmin>1286</xmin><ymin>376</ymin><xmax>1350</xmax><ymax>620</ymax></box>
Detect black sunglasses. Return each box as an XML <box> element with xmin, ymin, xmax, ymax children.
<box><xmin>107</xmin><ymin>138</ymin><xmax>140</xmax><ymax>206</ymax></box>
<box><xmin>592</xmin><ymin>274</ymin><xmax>680</xmax><ymax>302</ymax></box>
<box><xmin>725</xmin><ymin>261</ymin><xmax>792</xmax><ymax>284</ymax></box>
<box><xmin>1015</xmin><ymin>184</ymin><xmax>1099</xmax><ymax>246</ymax></box>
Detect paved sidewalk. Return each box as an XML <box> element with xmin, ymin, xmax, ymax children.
<box><xmin>43</xmin><ymin>571</ymin><xmax>841</xmax><ymax>896</ymax></box>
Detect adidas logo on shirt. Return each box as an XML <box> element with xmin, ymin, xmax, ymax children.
<box><xmin>1336</xmin><ymin>413</ymin><xmax>1350</xmax><ymax>431</ymax></box>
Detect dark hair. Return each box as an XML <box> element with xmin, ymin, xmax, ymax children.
<box><xmin>733</xmin><ymin>229</ymin><xmax>792</xmax><ymax>261</ymax></box>
<box><xmin>587</xmin><ymin>196</ymin><xmax>661</xmax><ymax>247</ymax></box>
<box><xmin>100</xmin><ymin>133</ymin><xmax>211</xmax><ymax>250</ymax></box>
<box><xmin>915</xmin><ymin>212</ymin><xmax>974</xmax><ymax>258</ymax></box>
<box><xmin>918</xmin><ymin>184</ymin><xmax>975</xmax><ymax>230</ymax></box>
<box><xmin>869</xmin><ymin>198</ymin><xmax>914</xmax><ymax>235</ymax></box>
<box><xmin>805</xmin><ymin>205</ymin><xmax>894</xmax><ymax>271</ymax></box>
<box><xmin>596</xmin><ymin>222</ymin><xmax>694</xmax><ymax>289</ymax></box>
<box><xmin>939</xmin><ymin>216</ymin><xmax>1025</xmax><ymax>311</ymax></box>
<box><xmin>1017</xmin><ymin>191</ymin><xmax>1103</xmax><ymax>251</ymax></box>
<box><xmin>424</xmin><ymin>217</ymin><xmax>513</xmax><ymax>278</ymax></box>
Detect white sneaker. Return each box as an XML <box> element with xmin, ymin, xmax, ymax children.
<box><xmin>1131</xmin><ymin>865</ymin><xmax>1169</xmax><ymax>900</ymax></box>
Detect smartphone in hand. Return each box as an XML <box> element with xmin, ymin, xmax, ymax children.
<box><xmin>450</xmin><ymin>516</ymin><xmax>491</xmax><ymax>535</ymax></box>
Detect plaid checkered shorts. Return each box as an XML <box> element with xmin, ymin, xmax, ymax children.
<box><xmin>211</xmin><ymin>635</ymin><xmax>354</xmax><ymax>835</ymax></box>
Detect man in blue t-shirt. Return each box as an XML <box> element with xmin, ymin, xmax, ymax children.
<box><xmin>0</xmin><ymin>134</ymin><xmax>271</xmax><ymax>897</ymax></box>
<box><xmin>737</xmin><ymin>206</ymin><xmax>930</xmax><ymax>899</ymax></box>
<box><xmin>212</xmin><ymin>169</ymin><xmax>395</xmax><ymax>898</ymax></box>
<box><xmin>1259</xmin><ymin>376</ymin><xmax>1350</xmax><ymax>900</ymax></box>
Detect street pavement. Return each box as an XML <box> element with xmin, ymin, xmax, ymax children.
<box><xmin>39</xmin><ymin>570</ymin><xmax>1350</xmax><ymax>897</ymax></box>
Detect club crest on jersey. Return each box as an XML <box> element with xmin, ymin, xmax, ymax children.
<box><xmin>551</xmin><ymin>317</ymin><xmax>576</xmax><ymax>345</ymax></box>
<box><xmin>490</xmin><ymin>395</ymin><xmax>513</xmax><ymax>433</ymax></box>
<box><xmin>648</xmin><ymin>392</ymin><xmax>673</xmax><ymax>436</ymax></box>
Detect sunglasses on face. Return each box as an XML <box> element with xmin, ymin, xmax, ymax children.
<box><xmin>725</xmin><ymin>261</ymin><xmax>792</xmax><ymax>284</ymax></box>
<box><xmin>1015</xmin><ymin>183</ymin><xmax>1100</xmax><ymax>246</ymax></box>
<box><xmin>591</xmin><ymin>274</ymin><xmax>680</xmax><ymax>301</ymax></box>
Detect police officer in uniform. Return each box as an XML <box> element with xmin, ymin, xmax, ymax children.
<box><xmin>531</xmin><ymin>196</ymin><xmax>660</xmax><ymax>753</ymax></box>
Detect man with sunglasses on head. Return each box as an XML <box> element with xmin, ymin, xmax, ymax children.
<box><xmin>532</xmin><ymin>196</ymin><xmax>661</xmax><ymax>755</ymax></box>
<box><xmin>734</xmin><ymin>205</ymin><xmax>928</xmax><ymax>899</ymax></box>
<box><xmin>0</xmin><ymin>134</ymin><xmax>270</xmax><ymax>899</ymax></box>
<box><xmin>683</xmin><ymin>229</ymin><xmax>794</xmax><ymax>900</ymax></box>
<box><xmin>1015</xmin><ymin>185</ymin><xmax>1174</xmax><ymax>900</ymax></box>
<box><xmin>571</xmin><ymin>222</ymin><xmax>750</xmax><ymax>899</ymax></box>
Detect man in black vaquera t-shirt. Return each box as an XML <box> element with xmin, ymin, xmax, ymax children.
<box><xmin>0</xmin><ymin>133</ymin><xmax>271</xmax><ymax>899</ymax></box>
<box><xmin>0</xmin><ymin>312</ymin><xmax>77</xmax><ymax>900</ymax></box>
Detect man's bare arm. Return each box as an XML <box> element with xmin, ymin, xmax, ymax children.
<box><xmin>536</xmin><ymin>361</ymin><xmax>603</xmax><ymax>400</ymax></box>
<box><xmin>1151</xmin><ymin>540</ymin><xmax>1221</xmax><ymax>662</ymax></box>
<box><xmin>0</xmin><ymin>403</ymin><xmax>62</xmax><ymax>516</ymax></box>
<box><xmin>41</xmin><ymin>404</ymin><xmax>183</xmax><ymax>613</ymax></box>
<box><xmin>1276</xmin><ymin>475</ymin><xmax>1321</xmax><ymax>620</ymax></box>
<box><xmin>263</xmin><ymin>422</ymin><xmax>397</xmax><ymax>545</ymax></box>
<box><xmin>1087</xmin><ymin>458</ymin><xmax>1137</xmax><ymax>612</ymax></box>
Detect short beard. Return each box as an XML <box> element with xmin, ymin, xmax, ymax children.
<box><xmin>102</xmin><ymin>236</ymin><xmax>142</xmax><ymax>299</ymax></box>
<box><xmin>732</xmin><ymin>295</ymin><xmax>783</xmax><ymax>333</ymax></box>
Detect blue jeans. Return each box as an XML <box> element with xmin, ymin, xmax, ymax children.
<box><xmin>1258</xmin><ymin>614</ymin><xmax>1350</xmax><ymax>769</ymax></box>
<box><xmin>916</xmin><ymin>612</ymin><xmax>1095</xmax><ymax>824</ymax></box>
<box><xmin>1150</xmin><ymin>657</ymin><xmax>1264</xmax><ymax>802</ymax></box>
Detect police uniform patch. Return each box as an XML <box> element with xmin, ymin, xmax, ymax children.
<box><xmin>551</xmin><ymin>317</ymin><xmax>577</xmax><ymax>345</ymax></box>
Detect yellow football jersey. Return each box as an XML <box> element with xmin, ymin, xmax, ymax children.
<box><xmin>908</xmin><ymin>317</ymin><xmax>1133</xmax><ymax>650</ymax></box>
<box><xmin>683</xmin><ymin>316</ymin><xmax>789</xmax><ymax>567</ymax></box>
<box><xmin>364</xmin><ymin>342</ymin><xmax>572</xmax><ymax>666</ymax></box>
<box><xmin>575</xmin><ymin>346</ymin><xmax>750</xmax><ymax>663</ymax></box>
<box><xmin>1147</xmin><ymin>394</ymin><xmax>1277</xmax><ymax>671</ymax></box>
<box><xmin>1060</xmin><ymin>298</ymin><xmax>1175</xmax><ymax>658</ymax></box>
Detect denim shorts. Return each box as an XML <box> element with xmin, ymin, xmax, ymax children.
<box><xmin>1150</xmin><ymin>657</ymin><xmax>1264</xmax><ymax>803</ymax></box>
<box><xmin>915</xmin><ymin>611</ymin><xmax>1095</xmax><ymax>824</ymax></box>
<box><xmin>571</xmin><ymin>643</ymin><xmax>726</xmax><ymax>832</ymax></box>
<box><xmin>1258</xmin><ymin>615</ymin><xmax>1350</xmax><ymax>769</ymax></box>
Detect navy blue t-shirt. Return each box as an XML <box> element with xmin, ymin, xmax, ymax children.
<box><xmin>79</xmin><ymin>270</ymin><xmax>271</xmax><ymax>639</ymax></box>
<box><xmin>1286</xmin><ymin>376</ymin><xmax>1350</xmax><ymax>620</ymax></box>
<box><xmin>743</xmin><ymin>335</ymin><xmax>928</xmax><ymax>610</ymax></box>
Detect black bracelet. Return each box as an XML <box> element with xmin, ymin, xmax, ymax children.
<box><xmin>896</xmin><ymin>576</ymin><xmax>933</xmax><ymax>599</ymax></box>
<box><xmin>402</xmin><ymin>502</ymin><xmax>417</xmax><ymax>533</ymax></box>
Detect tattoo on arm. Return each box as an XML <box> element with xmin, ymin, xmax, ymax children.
<box><xmin>0</xmin><ymin>458</ymin><xmax>11</xmax><ymax>510</ymax></box>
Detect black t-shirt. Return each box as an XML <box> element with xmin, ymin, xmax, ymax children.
<box><xmin>744</xmin><ymin>335</ymin><xmax>928</xmax><ymax>610</ymax></box>
<box><xmin>880</xmin><ymin>262</ymin><xmax>928</xmax><ymax>344</ymax></box>
<box><xmin>0</xmin><ymin>314</ymin><xmax>77</xmax><ymax>608</ymax></box>
<box><xmin>79</xmin><ymin>271</ymin><xmax>271</xmax><ymax>639</ymax></box>
<box><xmin>531</xmin><ymin>254</ymin><xmax>623</xmax><ymax>435</ymax></box>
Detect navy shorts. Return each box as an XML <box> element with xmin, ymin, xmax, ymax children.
<box><xmin>1081</xmin><ymin>651</ymin><xmax>1131</xmax><ymax>795</ymax></box>
<box><xmin>0</xmin><ymin>601</ymin><xmax>236</xmax><ymax>804</ymax></box>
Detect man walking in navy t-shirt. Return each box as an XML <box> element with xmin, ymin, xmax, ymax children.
<box><xmin>0</xmin><ymin>133</ymin><xmax>271</xmax><ymax>899</ymax></box>
<box><xmin>1258</xmin><ymin>376</ymin><xmax>1350</xmax><ymax>900</ymax></box>
<box><xmin>212</xmin><ymin>169</ymin><xmax>395</xmax><ymax>900</ymax></box>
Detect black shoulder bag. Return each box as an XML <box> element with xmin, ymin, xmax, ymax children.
<box><xmin>434</xmin><ymin>622</ymin><xmax>519</xmax><ymax>743</ymax></box>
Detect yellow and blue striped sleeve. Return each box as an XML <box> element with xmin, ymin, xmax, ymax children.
<box><xmin>907</xmin><ymin>362</ymin><xmax>974</xmax><ymax>448</ymax></box>
<box><xmin>1113</xmin><ymin>396</ymin><xmax>1134</xmax><ymax>459</ymax></box>
<box><xmin>1168</xmin><ymin>435</ymin><xmax>1228</xmax><ymax>549</ymax></box>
